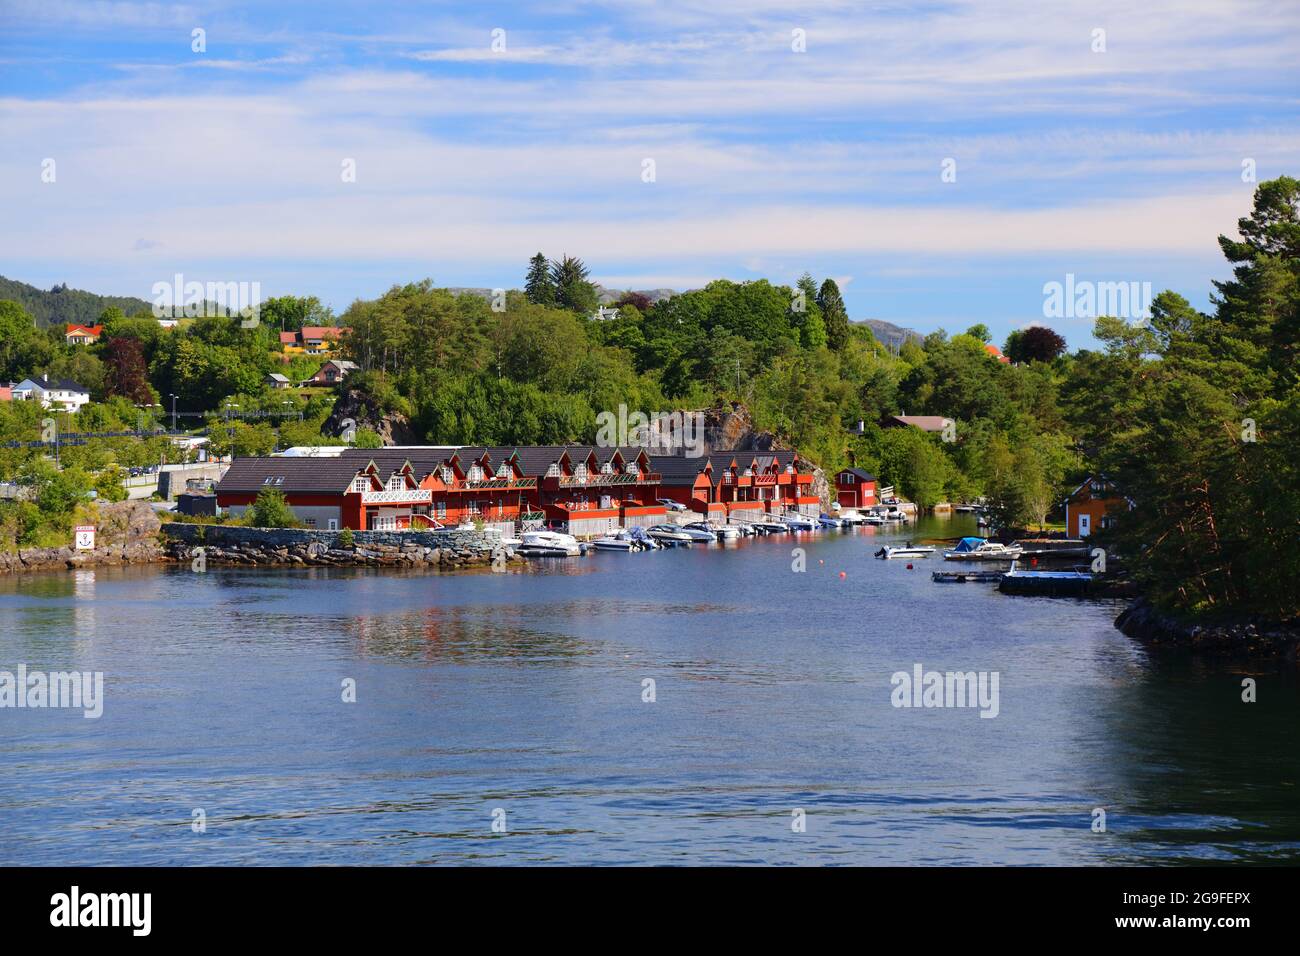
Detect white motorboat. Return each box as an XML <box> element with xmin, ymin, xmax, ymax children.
<box><xmin>517</xmin><ymin>530</ymin><xmax>582</xmax><ymax>556</ymax></box>
<box><xmin>942</xmin><ymin>537</ymin><xmax>1023</xmax><ymax>561</ymax></box>
<box><xmin>678</xmin><ymin>523</ymin><xmax>718</xmax><ymax>543</ymax></box>
<box><xmin>818</xmin><ymin>514</ymin><xmax>843</xmax><ymax>528</ymax></box>
<box><xmin>685</xmin><ymin>520</ymin><xmax>738</xmax><ymax>540</ymax></box>
<box><xmin>863</xmin><ymin>514</ymin><xmax>887</xmax><ymax>525</ymax></box>
<box><xmin>874</xmin><ymin>544</ymin><xmax>936</xmax><ymax>559</ymax></box>
<box><xmin>647</xmin><ymin>524</ymin><xmax>693</xmax><ymax>544</ymax></box>
<box><xmin>783</xmin><ymin>513</ymin><xmax>816</xmax><ymax>530</ymax></box>
<box><xmin>754</xmin><ymin>518</ymin><xmax>790</xmax><ymax>533</ymax></box>
<box><xmin>837</xmin><ymin>509</ymin><xmax>866</xmax><ymax>525</ymax></box>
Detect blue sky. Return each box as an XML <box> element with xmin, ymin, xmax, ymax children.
<box><xmin>2</xmin><ymin>0</ymin><xmax>1297</xmax><ymax>347</ymax></box>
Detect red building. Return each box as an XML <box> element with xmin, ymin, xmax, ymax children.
<box><xmin>834</xmin><ymin>467</ymin><xmax>877</xmax><ymax>509</ymax></box>
<box><xmin>1062</xmin><ymin>474</ymin><xmax>1133</xmax><ymax>538</ymax></box>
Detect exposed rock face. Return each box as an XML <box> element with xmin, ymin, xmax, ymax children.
<box><xmin>323</xmin><ymin>388</ymin><xmax>421</xmax><ymax>445</ymax></box>
<box><xmin>1116</xmin><ymin>598</ymin><xmax>1299</xmax><ymax>660</ymax></box>
<box><xmin>695</xmin><ymin>403</ymin><xmax>830</xmax><ymax>511</ymax></box>
<box><xmin>0</xmin><ymin>500</ymin><xmax>164</xmax><ymax>574</ymax></box>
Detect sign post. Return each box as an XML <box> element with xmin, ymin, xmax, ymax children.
<box><xmin>74</xmin><ymin>525</ymin><xmax>96</xmax><ymax>552</ymax></box>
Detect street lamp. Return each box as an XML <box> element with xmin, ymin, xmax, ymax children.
<box><xmin>169</xmin><ymin>393</ymin><xmax>178</xmax><ymax>431</ymax></box>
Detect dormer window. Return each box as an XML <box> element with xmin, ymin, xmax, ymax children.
<box><xmin>786</xmin><ymin>465</ymin><xmax>795</xmax><ymax>475</ymax></box>
<box><xmin>440</xmin><ymin>467</ymin><xmax>453</xmax><ymax>483</ymax></box>
<box><xmin>743</xmin><ymin>468</ymin><xmax>754</xmax><ymax>477</ymax></box>
<box><xmin>625</xmin><ymin>463</ymin><xmax>638</xmax><ymax>478</ymax></box>
<box><xmin>574</xmin><ymin>463</ymin><xmax>588</xmax><ymax>479</ymax></box>
<box><xmin>546</xmin><ymin>463</ymin><xmax>560</xmax><ymax>478</ymax></box>
<box><xmin>469</xmin><ymin>464</ymin><xmax>484</xmax><ymax>480</ymax></box>
<box><xmin>388</xmin><ymin>475</ymin><xmax>404</xmax><ymax>491</ymax></box>
<box><xmin>352</xmin><ymin>475</ymin><xmax>370</xmax><ymax>493</ymax></box>
<box><xmin>601</xmin><ymin>462</ymin><xmax>613</xmax><ymax>474</ymax></box>
<box><xmin>496</xmin><ymin>463</ymin><xmax>511</xmax><ymax>478</ymax></box>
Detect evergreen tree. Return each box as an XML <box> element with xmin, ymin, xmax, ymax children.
<box><xmin>550</xmin><ymin>255</ymin><xmax>598</xmax><ymax>315</ymax></box>
<box><xmin>817</xmin><ymin>278</ymin><xmax>850</xmax><ymax>351</ymax></box>
<box><xmin>792</xmin><ymin>273</ymin><xmax>828</xmax><ymax>348</ymax></box>
<box><xmin>524</xmin><ymin>252</ymin><xmax>556</xmax><ymax>306</ymax></box>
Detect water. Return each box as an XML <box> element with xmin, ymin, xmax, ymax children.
<box><xmin>2</xmin><ymin>515</ymin><xmax>1297</xmax><ymax>865</ymax></box>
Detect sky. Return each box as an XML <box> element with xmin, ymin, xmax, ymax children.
<box><xmin>1</xmin><ymin>0</ymin><xmax>1297</xmax><ymax>347</ymax></box>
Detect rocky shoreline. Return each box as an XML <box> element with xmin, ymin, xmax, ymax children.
<box><xmin>1115</xmin><ymin>598</ymin><xmax>1299</xmax><ymax>660</ymax></box>
<box><xmin>0</xmin><ymin>501</ymin><xmax>165</xmax><ymax>574</ymax></box>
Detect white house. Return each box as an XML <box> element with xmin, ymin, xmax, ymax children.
<box><xmin>12</xmin><ymin>376</ymin><xmax>91</xmax><ymax>413</ymax></box>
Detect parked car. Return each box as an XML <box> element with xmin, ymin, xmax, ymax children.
<box><xmin>656</xmin><ymin>498</ymin><xmax>687</xmax><ymax>512</ymax></box>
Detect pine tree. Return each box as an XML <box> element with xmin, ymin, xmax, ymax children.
<box><xmin>524</xmin><ymin>253</ymin><xmax>556</xmax><ymax>306</ymax></box>
<box><xmin>792</xmin><ymin>273</ymin><xmax>828</xmax><ymax>348</ymax></box>
<box><xmin>550</xmin><ymin>255</ymin><xmax>598</xmax><ymax>314</ymax></box>
<box><xmin>817</xmin><ymin>278</ymin><xmax>850</xmax><ymax>351</ymax></box>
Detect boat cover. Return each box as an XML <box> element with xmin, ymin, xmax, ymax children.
<box><xmin>951</xmin><ymin>537</ymin><xmax>986</xmax><ymax>552</ymax></box>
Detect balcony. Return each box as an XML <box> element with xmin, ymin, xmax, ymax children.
<box><xmin>751</xmin><ymin>474</ymin><xmax>778</xmax><ymax>485</ymax></box>
<box><xmin>556</xmin><ymin>472</ymin><xmax>662</xmax><ymax>488</ymax></box>
<box><xmin>458</xmin><ymin>476</ymin><xmax>538</xmax><ymax>491</ymax></box>
<box><xmin>361</xmin><ymin>488</ymin><xmax>433</xmax><ymax>505</ymax></box>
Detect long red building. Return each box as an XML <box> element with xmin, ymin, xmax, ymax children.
<box><xmin>215</xmin><ymin>445</ymin><xmax>820</xmax><ymax>535</ymax></box>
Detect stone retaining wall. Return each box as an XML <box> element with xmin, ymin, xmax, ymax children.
<box><xmin>161</xmin><ymin>522</ymin><xmax>515</xmax><ymax>570</ymax></box>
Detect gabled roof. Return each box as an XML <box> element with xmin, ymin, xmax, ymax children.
<box><xmin>65</xmin><ymin>324</ymin><xmax>102</xmax><ymax>337</ymax></box>
<box><xmin>301</xmin><ymin>326</ymin><xmax>348</xmax><ymax>339</ymax></box>
<box><xmin>883</xmin><ymin>415</ymin><xmax>951</xmax><ymax>432</ymax></box>
<box><xmin>16</xmin><ymin>376</ymin><xmax>89</xmax><ymax>393</ymax></box>
<box><xmin>837</xmin><ymin>467</ymin><xmax>877</xmax><ymax>482</ymax></box>
<box><xmin>648</xmin><ymin>454</ymin><xmax>712</xmax><ymax>485</ymax></box>
<box><xmin>216</xmin><ymin>456</ymin><xmax>367</xmax><ymax>494</ymax></box>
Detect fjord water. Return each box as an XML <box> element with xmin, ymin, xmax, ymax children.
<box><xmin>2</xmin><ymin>515</ymin><xmax>1297</xmax><ymax>865</ymax></box>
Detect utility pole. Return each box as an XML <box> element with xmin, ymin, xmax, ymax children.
<box><xmin>170</xmin><ymin>393</ymin><xmax>178</xmax><ymax>431</ymax></box>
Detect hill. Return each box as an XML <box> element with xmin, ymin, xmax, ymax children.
<box><xmin>858</xmin><ymin>318</ymin><xmax>923</xmax><ymax>350</ymax></box>
<box><xmin>0</xmin><ymin>276</ymin><xmax>152</xmax><ymax>328</ymax></box>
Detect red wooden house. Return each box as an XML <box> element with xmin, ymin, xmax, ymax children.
<box><xmin>1062</xmin><ymin>474</ymin><xmax>1133</xmax><ymax>538</ymax></box>
<box><xmin>834</xmin><ymin>467</ymin><xmax>878</xmax><ymax>509</ymax></box>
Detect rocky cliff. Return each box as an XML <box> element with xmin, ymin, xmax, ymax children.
<box><xmin>0</xmin><ymin>500</ymin><xmax>163</xmax><ymax>574</ymax></box>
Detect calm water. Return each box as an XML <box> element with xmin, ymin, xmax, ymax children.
<box><xmin>2</xmin><ymin>515</ymin><xmax>1297</xmax><ymax>866</ymax></box>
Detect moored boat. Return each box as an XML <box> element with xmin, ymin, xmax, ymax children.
<box><xmin>942</xmin><ymin>537</ymin><xmax>1023</xmax><ymax>561</ymax></box>
<box><xmin>647</xmin><ymin>524</ymin><xmax>693</xmax><ymax>544</ymax></box>
<box><xmin>875</xmin><ymin>544</ymin><xmax>936</xmax><ymax>559</ymax></box>
<box><xmin>517</xmin><ymin>530</ymin><xmax>583</xmax><ymax>556</ymax></box>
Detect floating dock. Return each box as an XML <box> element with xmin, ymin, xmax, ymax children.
<box><xmin>932</xmin><ymin>570</ymin><xmax>1004</xmax><ymax>583</ymax></box>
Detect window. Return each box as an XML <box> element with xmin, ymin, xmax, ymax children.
<box><xmin>304</xmin><ymin>518</ymin><xmax>317</xmax><ymax>528</ymax></box>
<box><xmin>388</xmin><ymin>475</ymin><xmax>404</xmax><ymax>491</ymax></box>
<box><xmin>496</xmin><ymin>463</ymin><xmax>511</xmax><ymax>478</ymax></box>
<box><xmin>469</xmin><ymin>465</ymin><xmax>484</xmax><ymax>480</ymax></box>
<box><xmin>352</xmin><ymin>476</ymin><xmax>370</xmax><ymax>493</ymax></box>
<box><xmin>546</xmin><ymin>463</ymin><xmax>560</xmax><ymax>477</ymax></box>
<box><xmin>434</xmin><ymin>502</ymin><xmax>447</xmax><ymax>519</ymax></box>
<box><xmin>601</xmin><ymin>462</ymin><xmax>613</xmax><ymax>474</ymax></box>
<box><xmin>626</xmin><ymin>463</ymin><xmax>639</xmax><ymax>477</ymax></box>
<box><xmin>441</xmin><ymin>467</ymin><xmax>453</xmax><ymax>483</ymax></box>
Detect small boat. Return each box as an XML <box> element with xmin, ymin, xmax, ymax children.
<box><xmin>838</xmin><ymin>509</ymin><xmax>866</xmax><ymax>525</ymax></box>
<box><xmin>943</xmin><ymin>537</ymin><xmax>1023</xmax><ymax>561</ymax></box>
<box><xmin>783</xmin><ymin>513</ymin><xmax>816</xmax><ymax>530</ymax></box>
<box><xmin>863</xmin><ymin>514</ymin><xmax>887</xmax><ymax>525</ymax></box>
<box><xmin>686</xmin><ymin>520</ymin><xmax>739</xmax><ymax>540</ymax></box>
<box><xmin>647</xmin><ymin>524</ymin><xmax>693</xmax><ymax>544</ymax></box>
<box><xmin>499</xmin><ymin>535</ymin><xmax>523</xmax><ymax>549</ymax></box>
<box><xmin>754</xmin><ymin>519</ymin><xmax>790</xmax><ymax>533</ymax></box>
<box><xmin>818</xmin><ymin>514</ymin><xmax>843</xmax><ymax>528</ymax></box>
<box><xmin>517</xmin><ymin>530</ymin><xmax>583</xmax><ymax>557</ymax></box>
<box><xmin>714</xmin><ymin>524</ymin><xmax>742</xmax><ymax>539</ymax></box>
<box><xmin>678</xmin><ymin>523</ymin><xmax>718</xmax><ymax>543</ymax></box>
<box><xmin>875</xmin><ymin>544</ymin><xmax>936</xmax><ymax>559</ymax></box>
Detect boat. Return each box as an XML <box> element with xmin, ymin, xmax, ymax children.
<box><xmin>783</xmin><ymin>513</ymin><xmax>816</xmax><ymax>530</ymax></box>
<box><xmin>874</xmin><ymin>544</ymin><xmax>936</xmax><ymax>559</ymax></box>
<box><xmin>677</xmin><ymin>523</ymin><xmax>718</xmax><ymax>543</ymax></box>
<box><xmin>818</xmin><ymin>514</ymin><xmax>843</xmax><ymax>528</ymax></box>
<box><xmin>942</xmin><ymin>537</ymin><xmax>1023</xmax><ymax>561</ymax></box>
<box><xmin>686</xmin><ymin>520</ymin><xmax>739</xmax><ymax>540</ymax></box>
<box><xmin>862</xmin><ymin>514</ymin><xmax>886</xmax><ymax>525</ymax></box>
<box><xmin>754</xmin><ymin>518</ymin><xmax>790</xmax><ymax>533</ymax></box>
<box><xmin>517</xmin><ymin>530</ymin><xmax>583</xmax><ymax>557</ymax></box>
<box><xmin>647</xmin><ymin>524</ymin><xmax>693</xmax><ymax>545</ymax></box>
<box><xmin>499</xmin><ymin>535</ymin><xmax>523</xmax><ymax>549</ymax></box>
<box><xmin>838</xmin><ymin>509</ymin><xmax>866</xmax><ymax>525</ymax></box>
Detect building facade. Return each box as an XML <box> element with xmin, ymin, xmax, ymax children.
<box><xmin>1063</xmin><ymin>475</ymin><xmax>1133</xmax><ymax>538</ymax></box>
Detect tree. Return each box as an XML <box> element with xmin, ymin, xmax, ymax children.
<box><xmin>245</xmin><ymin>487</ymin><xmax>300</xmax><ymax>528</ymax></box>
<box><xmin>1005</xmin><ymin>325</ymin><xmax>1066</xmax><ymax>363</ymax></box>
<box><xmin>524</xmin><ymin>253</ymin><xmax>556</xmax><ymax>306</ymax></box>
<box><xmin>0</xmin><ymin>300</ymin><xmax>54</xmax><ymax>382</ymax></box>
<box><xmin>791</xmin><ymin>273</ymin><xmax>828</xmax><ymax>348</ymax></box>
<box><xmin>965</xmin><ymin>323</ymin><xmax>991</xmax><ymax>343</ymax></box>
<box><xmin>817</xmin><ymin>279</ymin><xmax>850</xmax><ymax>351</ymax></box>
<box><xmin>550</xmin><ymin>255</ymin><xmax>598</xmax><ymax>314</ymax></box>
<box><xmin>103</xmin><ymin>336</ymin><xmax>153</xmax><ymax>403</ymax></box>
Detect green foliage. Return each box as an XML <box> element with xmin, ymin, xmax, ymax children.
<box><xmin>817</xmin><ymin>279</ymin><xmax>850</xmax><ymax>351</ymax></box>
<box><xmin>245</xmin><ymin>487</ymin><xmax>301</xmax><ymax>528</ymax></box>
<box><xmin>0</xmin><ymin>275</ymin><xmax>151</xmax><ymax>329</ymax></box>
<box><xmin>337</xmin><ymin>526</ymin><xmax>354</xmax><ymax>548</ymax></box>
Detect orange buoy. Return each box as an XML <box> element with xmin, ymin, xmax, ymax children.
<box><xmin>838</xmin><ymin>571</ymin><xmax>846</xmax><ymax>579</ymax></box>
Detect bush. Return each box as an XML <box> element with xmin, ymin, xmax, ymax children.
<box><xmin>337</xmin><ymin>526</ymin><xmax>354</xmax><ymax>548</ymax></box>
<box><xmin>244</xmin><ymin>487</ymin><xmax>301</xmax><ymax>528</ymax></box>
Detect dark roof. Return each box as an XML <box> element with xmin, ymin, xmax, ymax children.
<box><xmin>216</xmin><ymin>456</ymin><xmax>366</xmax><ymax>494</ymax></box>
<box><xmin>838</xmin><ymin>467</ymin><xmax>877</xmax><ymax>482</ymax></box>
<box><xmin>20</xmin><ymin>376</ymin><xmax>89</xmax><ymax>392</ymax></box>
<box><xmin>647</xmin><ymin>454</ymin><xmax>712</xmax><ymax>485</ymax></box>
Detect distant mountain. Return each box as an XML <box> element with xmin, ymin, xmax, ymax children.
<box><xmin>857</xmin><ymin>318</ymin><xmax>923</xmax><ymax>350</ymax></box>
<box><xmin>0</xmin><ymin>275</ymin><xmax>152</xmax><ymax>328</ymax></box>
